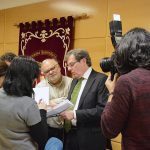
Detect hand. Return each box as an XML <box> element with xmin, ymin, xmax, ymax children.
<box><xmin>37</xmin><ymin>99</ymin><xmax>47</xmax><ymax>110</ymax></box>
<box><xmin>105</xmin><ymin>73</ymin><xmax>118</xmax><ymax>93</ymax></box>
<box><xmin>60</xmin><ymin>110</ymin><xmax>74</xmax><ymax>121</ymax></box>
<box><xmin>48</xmin><ymin>101</ymin><xmax>57</xmax><ymax>108</ymax></box>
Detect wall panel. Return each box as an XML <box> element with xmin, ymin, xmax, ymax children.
<box><xmin>0</xmin><ymin>10</ymin><xmax>5</xmax><ymax>44</ymax></box>
<box><xmin>74</xmin><ymin>38</ymin><xmax>106</xmax><ymax>71</ymax></box>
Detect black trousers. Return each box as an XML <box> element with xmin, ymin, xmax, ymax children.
<box><xmin>64</xmin><ymin>127</ymin><xmax>79</xmax><ymax>150</ymax></box>
<box><xmin>64</xmin><ymin>127</ymin><xmax>112</xmax><ymax>150</ymax></box>
<box><xmin>48</xmin><ymin>126</ymin><xmax>64</xmax><ymax>141</ymax></box>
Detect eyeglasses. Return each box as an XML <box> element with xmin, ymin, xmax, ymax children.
<box><xmin>66</xmin><ymin>61</ymin><xmax>78</xmax><ymax>68</ymax></box>
<box><xmin>43</xmin><ymin>64</ymin><xmax>58</xmax><ymax>74</ymax></box>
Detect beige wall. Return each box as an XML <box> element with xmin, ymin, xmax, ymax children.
<box><xmin>0</xmin><ymin>0</ymin><xmax>109</xmax><ymax>72</ymax></box>
<box><xmin>1</xmin><ymin>0</ymin><xmax>150</xmax><ymax>149</ymax></box>
<box><xmin>1</xmin><ymin>0</ymin><xmax>150</xmax><ymax>70</ymax></box>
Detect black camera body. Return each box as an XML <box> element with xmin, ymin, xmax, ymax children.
<box><xmin>100</xmin><ymin>18</ymin><xmax>122</xmax><ymax>80</ymax></box>
<box><xmin>109</xmin><ymin>20</ymin><xmax>122</xmax><ymax>48</ymax></box>
<box><xmin>100</xmin><ymin>54</ymin><xmax>117</xmax><ymax>81</ymax></box>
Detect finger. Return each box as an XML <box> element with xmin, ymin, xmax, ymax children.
<box><xmin>113</xmin><ymin>73</ymin><xmax>118</xmax><ymax>82</ymax></box>
<box><xmin>105</xmin><ymin>73</ymin><xmax>111</xmax><ymax>85</ymax></box>
<box><xmin>60</xmin><ymin>112</ymin><xmax>65</xmax><ymax>116</ymax></box>
<box><xmin>107</xmin><ymin>73</ymin><xmax>112</xmax><ymax>81</ymax></box>
<box><xmin>38</xmin><ymin>99</ymin><xmax>42</xmax><ymax>104</ymax></box>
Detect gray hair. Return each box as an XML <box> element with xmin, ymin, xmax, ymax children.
<box><xmin>65</xmin><ymin>49</ymin><xmax>92</xmax><ymax>67</ymax></box>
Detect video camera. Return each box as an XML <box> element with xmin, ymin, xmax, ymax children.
<box><xmin>100</xmin><ymin>14</ymin><xmax>122</xmax><ymax>80</ymax></box>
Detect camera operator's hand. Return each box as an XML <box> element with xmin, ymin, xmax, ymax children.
<box><xmin>105</xmin><ymin>73</ymin><xmax>118</xmax><ymax>102</ymax></box>
<box><xmin>105</xmin><ymin>73</ymin><xmax>118</xmax><ymax>94</ymax></box>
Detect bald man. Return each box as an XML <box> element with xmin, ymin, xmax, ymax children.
<box><xmin>36</xmin><ymin>58</ymin><xmax>72</xmax><ymax>140</ymax></box>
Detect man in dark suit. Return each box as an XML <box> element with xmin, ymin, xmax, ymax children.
<box><xmin>60</xmin><ymin>49</ymin><xmax>109</xmax><ymax>150</ymax></box>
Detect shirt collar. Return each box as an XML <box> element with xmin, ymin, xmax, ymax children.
<box><xmin>82</xmin><ymin>67</ymin><xmax>92</xmax><ymax>80</ymax></box>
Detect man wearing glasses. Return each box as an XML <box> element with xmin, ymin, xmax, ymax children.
<box><xmin>36</xmin><ymin>57</ymin><xmax>72</xmax><ymax>141</ymax></box>
<box><xmin>60</xmin><ymin>49</ymin><xmax>109</xmax><ymax>150</ymax></box>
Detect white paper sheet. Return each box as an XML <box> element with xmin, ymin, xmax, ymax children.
<box><xmin>33</xmin><ymin>87</ymin><xmax>49</xmax><ymax>105</ymax></box>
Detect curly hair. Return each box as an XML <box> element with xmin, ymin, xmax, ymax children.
<box><xmin>114</xmin><ymin>27</ymin><xmax>150</xmax><ymax>74</ymax></box>
<box><xmin>1</xmin><ymin>52</ymin><xmax>16</xmax><ymax>62</ymax></box>
<box><xmin>3</xmin><ymin>56</ymin><xmax>40</xmax><ymax>97</ymax></box>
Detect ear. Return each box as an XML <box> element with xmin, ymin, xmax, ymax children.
<box><xmin>41</xmin><ymin>71</ymin><xmax>44</xmax><ymax>75</ymax></box>
<box><xmin>81</xmin><ymin>58</ymin><xmax>87</xmax><ymax>64</ymax></box>
<box><xmin>58</xmin><ymin>65</ymin><xmax>61</xmax><ymax>72</ymax></box>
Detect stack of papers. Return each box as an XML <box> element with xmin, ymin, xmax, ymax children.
<box><xmin>47</xmin><ymin>99</ymin><xmax>73</xmax><ymax>117</ymax></box>
<box><xmin>33</xmin><ymin>87</ymin><xmax>73</xmax><ymax>117</ymax></box>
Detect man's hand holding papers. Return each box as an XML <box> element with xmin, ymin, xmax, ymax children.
<box><xmin>47</xmin><ymin>99</ymin><xmax>73</xmax><ymax>117</ymax></box>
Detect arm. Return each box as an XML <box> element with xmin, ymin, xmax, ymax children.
<box><xmin>20</xmin><ymin>98</ymin><xmax>48</xmax><ymax>150</ymax></box>
<box><xmin>101</xmin><ymin>76</ymin><xmax>131</xmax><ymax>138</ymax></box>
<box><xmin>29</xmin><ymin>109</ymin><xmax>48</xmax><ymax>150</ymax></box>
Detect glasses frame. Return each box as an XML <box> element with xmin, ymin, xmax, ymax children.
<box><xmin>42</xmin><ymin>63</ymin><xmax>58</xmax><ymax>74</ymax></box>
<box><xmin>66</xmin><ymin>61</ymin><xmax>79</xmax><ymax>68</ymax></box>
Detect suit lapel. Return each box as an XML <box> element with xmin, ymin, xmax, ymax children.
<box><xmin>78</xmin><ymin>70</ymin><xmax>97</xmax><ymax>108</ymax></box>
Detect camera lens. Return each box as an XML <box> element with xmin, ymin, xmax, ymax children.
<box><xmin>100</xmin><ymin>57</ymin><xmax>113</xmax><ymax>72</ymax></box>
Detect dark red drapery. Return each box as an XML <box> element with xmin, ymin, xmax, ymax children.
<box><xmin>18</xmin><ymin>16</ymin><xmax>74</xmax><ymax>75</ymax></box>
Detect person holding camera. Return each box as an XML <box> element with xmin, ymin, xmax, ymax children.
<box><xmin>101</xmin><ymin>27</ymin><xmax>150</xmax><ymax>150</ymax></box>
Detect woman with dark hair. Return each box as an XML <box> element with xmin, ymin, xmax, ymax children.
<box><xmin>0</xmin><ymin>56</ymin><xmax>48</xmax><ymax>150</ymax></box>
<box><xmin>0</xmin><ymin>60</ymin><xmax>8</xmax><ymax>87</ymax></box>
<box><xmin>101</xmin><ymin>28</ymin><xmax>150</xmax><ymax>150</ymax></box>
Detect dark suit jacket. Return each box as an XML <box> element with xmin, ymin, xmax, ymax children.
<box><xmin>67</xmin><ymin>69</ymin><xmax>109</xmax><ymax>150</ymax></box>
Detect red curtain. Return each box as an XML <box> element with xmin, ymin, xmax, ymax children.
<box><xmin>18</xmin><ymin>16</ymin><xmax>74</xmax><ymax>75</ymax></box>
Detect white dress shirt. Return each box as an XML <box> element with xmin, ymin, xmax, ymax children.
<box><xmin>72</xmin><ymin>67</ymin><xmax>92</xmax><ymax>126</ymax></box>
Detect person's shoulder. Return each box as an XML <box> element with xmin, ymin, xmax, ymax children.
<box><xmin>130</xmin><ymin>68</ymin><xmax>149</xmax><ymax>75</ymax></box>
<box><xmin>11</xmin><ymin>96</ymin><xmax>37</xmax><ymax>113</ymax></box>
<box><xmin>91</xmin><ymin>69</ymin><xmax>107</xmax><ymax>79</ymax></box>
<box><xmin>18</xmin><ymin>96</ymin><xmax>36</xmax><ymax>105</ymax></box>
<box><xmin>118</xmin><ymin>68</ymin><xmax>139</xmax><ymax>81</ymax></box>
<box><xmin>116</xmin><ymin>70</ymin><xmax>135</xmax><ymax>87</ymax></box>
<box><xmin>36</xmin><ymin>79</ymin><xmax>48</xmax><ymax>87</ymax></box>
<box><xmin>63</xmin><ymin>75</ymin><xmax>73</xmax><ymax>82</ymax></box>
<box><xmin>119</xmin><ymin>68</ymin><xmax>149</xmax><ymax>83</ymax></box>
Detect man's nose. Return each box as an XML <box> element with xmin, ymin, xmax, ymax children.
<box><xmin>67</xmin><ymin>66</ymin><xmax>72</xmax><ymax>71</ymax></box>
<box><xmin>48</xmin><ymin>70</ymin><xmax>54</xmax><ymax>74</ymax></box>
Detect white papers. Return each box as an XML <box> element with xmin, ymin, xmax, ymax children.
<box><xmin>33</xmin><ymin>87</ymin><xmax>49</xmax><ymax>105</ymax></box>
<box><xmin>47</xmin><ymin>99</ymin><xmax>73</xmax><ymax>117</ymax></box>
<box><xmin>33</xmin><ymin>88</ymin><xmax>73</xmax><ymax>117</ymax></box>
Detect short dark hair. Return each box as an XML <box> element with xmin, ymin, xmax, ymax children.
<box><xmin>1</xmin><ymin>52</ymin><xmax>16</xmax><ymax>62</ymax></box>
<box><xmin>65</xmin><ymin>49</ymin><xmax>92</xmax><ymax>67</ymax></box>
<box><xmin>115</xmin><ymin>27</ymin><xmax>150</xmax><ymax>74</ymax></box>
<box><xmin>3</xmin><ymin>56</ymin><xmax>40</xmax><ymax>97</ymax></box>
<box><xmin>0</xmin><ymin>60</ymin><xmax>8</xmax><ymax>77</ymax></box>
